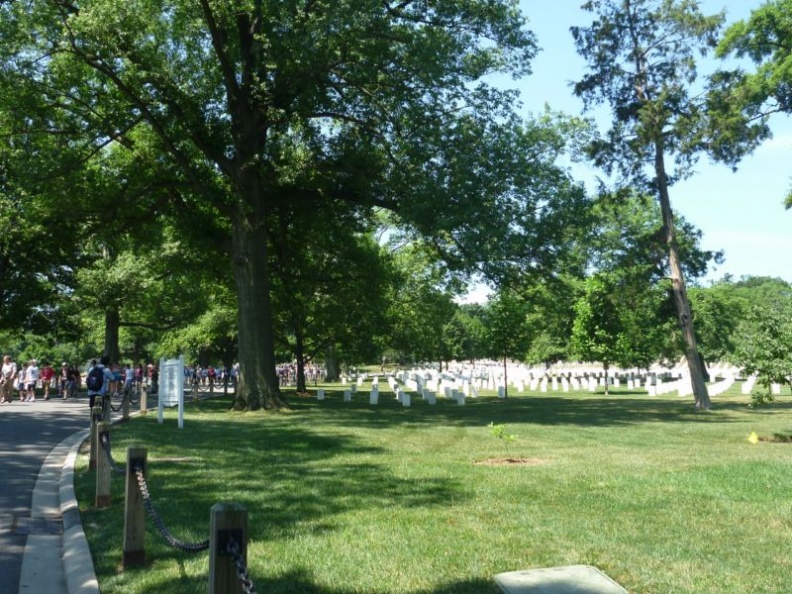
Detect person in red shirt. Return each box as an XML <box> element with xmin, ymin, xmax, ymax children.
<box><xmin>40</xmin><ymin>362</ymin><xmax>55</xmax><ymax>400</ymax></box>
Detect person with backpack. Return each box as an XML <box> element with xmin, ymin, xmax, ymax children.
<box><xmin>86</xmin><ymin>356</ymin><xmax>114</xmax><ymax>411</ymax></box>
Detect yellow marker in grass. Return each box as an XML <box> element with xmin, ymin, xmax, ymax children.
<box><xmin>747</xmin><ymin>431</ymin><xmax>759</xmax><ymax>445</ymax></box>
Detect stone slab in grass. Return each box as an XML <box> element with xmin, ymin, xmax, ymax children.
<box><xmin>494</xmin><ymin>565</ymin><xmax>627</xmax><ymax>594</ymax></box>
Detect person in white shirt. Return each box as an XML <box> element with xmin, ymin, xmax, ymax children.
<box><xmin>0</xmin><ymin>355</ymin><xmax>17</xmax><ymax>404</ymax></box>
<box><xmin>25</xmin><ymin>359</ymin><xmax>39</xmax><ymax>402</ymax></box>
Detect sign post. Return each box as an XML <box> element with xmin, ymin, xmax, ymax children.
<box><xmin>158</xmin><ymin>355</ymin><xmax>185</xmax><ymax>428</ymax></box>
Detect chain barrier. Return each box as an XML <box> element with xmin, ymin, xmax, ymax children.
<box><xmin>133</xmin><ymin>463</ymin><xmax>210</xmax><ymax>554</ymax></box>
<box><xmin>98</xmin><ymin>432</ymin><xmax>127</xmax><ymax>475</ymax></box>
<box><xmin>109</xmin><ymin>392</ymin><xmax>124</xmax><ymax>412</ymax></box>
<box><xmin>227</xmin><ymin>538</ymin><xmax>258</xmax><ymax>594</ymax></box>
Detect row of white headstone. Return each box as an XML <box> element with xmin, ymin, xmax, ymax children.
<box><xmin>332</xmin><ymin>365</ymin><xmax>779</xmax><ymax>403</ymax></box>
<box><xmin>317</xmin><ymin>374</ymin><xmax>510</xmax><ymax>407</ymax></box>
<box><xmin>740</xmin><ymin>374</ymin><xmax>785</xmax><ymax>395</ymax></box>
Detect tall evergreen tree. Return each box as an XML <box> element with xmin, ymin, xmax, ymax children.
<box><xmin>571</xmin><ymin>0</ymin><xmax>725</xmax><ymax>409</ymax></box>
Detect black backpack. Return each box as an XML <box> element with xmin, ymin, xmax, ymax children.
<box><xmin>86</xmin><ymin>365</ymin><xmax>105</xmax><ymax>392</ymax></box>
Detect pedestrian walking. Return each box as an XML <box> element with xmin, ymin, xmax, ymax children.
<box><xmin>0</xmin><ymin>355</ymin><xmax>16</xmax><ymax>404</ymax></box>
<box><xmin>25</xmin><ymin>360</ymin><xmax>39</xmax><ymax>402</ymax></box>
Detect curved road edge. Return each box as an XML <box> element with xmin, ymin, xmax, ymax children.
<box><xmin>18</xmin><ymin>428</ymin><xmax>99</xmax><ymax>594</ymax></box>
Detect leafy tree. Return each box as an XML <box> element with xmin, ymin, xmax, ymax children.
<box><xmin>269</xmin><ymin>204</ymin><xmax>392</xmax><ymax>392</ymax></box>
<box><xmin>688</xmin><ymin>282</ymin><xmax>744</xmax><ymax>366</ymax></box>
<box><xmin>0</xmin><ymin>0</ymin><xmax>546</xmax><ymax>410</ymax></box>
<box><xmin>585</xmin><ymin>190</ymin><xmax>721</xmax><ymax>369</ymax></box>
<box><xmin>0</xmin><ymin>163</ymin><xmax>84</xmax><ymax>335</ymax></box>
<box><xmin>442</xmin><ymin>304</ymin><xmax>487</xmax><ymax>365</ymax></box>
<box><xmin>482</xmin><ymin>288</ymin><xmax>534</xmax><ymax>395</ymax></box>
<box><xmin>386</xmin><ymin>243</ymin><xmax>458</xmax><ymax>368</ymax></box>
<box><xmin>732</xmin><ymin>293</ymin><xmax>792</xmax><ymax>404</ymax></box>
<box><xmin>569</xmin><ymin>274</ymin><xmax>626</xmax><ymax>394</ymax></box>
<box><xmin>713</xmin><ymin>0</ymin><xmax>791</xmax><ymax>207</ymax></box>
<box><xmin>572</xmin><ymin>0</ymin><xmax>726</xmax><ymax>409</ymax></box>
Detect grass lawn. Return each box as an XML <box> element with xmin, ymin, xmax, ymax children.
<box><xmin>74</xmin><ymin>382</ymin><xmax>792</xmax><ymax>594</ymax></box>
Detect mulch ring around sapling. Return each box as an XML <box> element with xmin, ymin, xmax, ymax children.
<box><xmin>474</xmin><ymin>457</ymin><xmax>546</xmax><ymax>466</ymax></box>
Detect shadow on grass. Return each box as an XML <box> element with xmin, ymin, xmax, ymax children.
<box><xmin>252</xmin><ymin>568</ymin><xmax>500</xmax><ymax>594</ymax></box>
<box><xmin>93</xmin><ymin>408</ymin><xmax>465</xmax><ymax>550</ymax></box>
<box><xmin>131</xmin><ymin>567</ymin><xmax>500</xmax><ymax>594</ymax></box>
<box><xmin>283</xmin><ymin>390</ymin><xmax>780</xmax><ymax>429</ymax></box>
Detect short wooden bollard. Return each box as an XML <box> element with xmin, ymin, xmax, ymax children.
<box><xmin>123</xmin><ymin>446</ymin><xmax>147</xmax><ymax>569</ymax></box>
<box><xmin>209</xmin><ymin>503</ymin><xmax>248</xmax><ymax>594</ymax></box>
<box><xmin>89</xmin><ymin>405</ymin><xmax>102</xmax><ymax>471</ymax></box>
<box><xmin>102</xmin><ymin>393</ymin><xmax>111</xmax><ymax>421</ymax></box>
<box><xmin>95</xmin><ymin>422</ymin><xmax>111</xmax><ymax>507</ymax></box>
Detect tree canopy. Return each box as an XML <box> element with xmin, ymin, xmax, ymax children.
<box><xmin>1</xmin><ymin>0</ymin><xmax>580</xmax><ymax>409</ymax></box>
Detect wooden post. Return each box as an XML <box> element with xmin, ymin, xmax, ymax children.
<box><xmin>89</xmin><ymin>405</ymin><xmax>102</xmax><ymax>471</ymax></box>
<box><xmin>122</xmin><ymin>390</ymin><xmax>130</xmax><ymax>421</ymax></box>
<box><xmin>95</xmin><ymin>422</ymin><xmax>112</xmax><ymax>508</ymax></box>
<box><xmin>209</xmin><ymin>503</ymin><xmax>248</xmax><ymax>594</ymax></box>
<box><xmin>139</xmin><ymin>385</ymin><xmax>147</xmax><ymax>415</ymax></box>
<box><xmin>123</xmin><ymin>446</ymin><xmax>147</xmax><ymax>569</ymax></box>
<box><xmin>102</xmin><ymin>394</ymin><xmax>111</xmax><ymax>421</ymax></box>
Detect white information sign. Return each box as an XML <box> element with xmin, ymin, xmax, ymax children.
<box><xmin>158</xmin><ymin>355</ymin><xmax>185</xmax><ymax>428</ymax></box>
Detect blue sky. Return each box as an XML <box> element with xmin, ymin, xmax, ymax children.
<box><xmin>512</xmin><ymin>0</ymin><xmax>792</xmax><ymax>285</ymax></box>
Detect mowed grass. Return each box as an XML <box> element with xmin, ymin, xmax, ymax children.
<box><xmin>73</xmin><ymin>382</ymin><xmax>792</xmax><ymax>594</ymax></box>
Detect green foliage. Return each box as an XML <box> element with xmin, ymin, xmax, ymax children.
<box><xmin>716</xmin><ymin>0</ymin><xmax>792</xmax><ymax>116</ymax></box>
<box><xmin>482</xmin><ymin>288</ymin><xmax>534</xmax><ymax>361</ymax></box>
<box><xmin>748</xmin><ymin>388</ymin><xmax>775</xmax><ymax>409</ymax></box>
<box><xmin>570</xmin><ymin>274</ymin><xmax>625</xmax><ymax>369</ymax></box>
<box><xmin>0</xmin><ymin>0</ymin><xmax>567</xmax><ymax>407</ymax></box>
<box><xmin>385</xmin><ymin>243</ymin><xmax>458</xmax><ymax>365</ymax></box>
<box><xmin>708</xmin><ymin>0</ymin><xmax>790</xmax><ymax>188</ymax></box>
<box><xmin>733</xmin><ymin>295</ymin><xmax>792</xmax><ymax>391</ymax></box>
<box><xmin>573</xmin><ymin>0</ymin><xmax>726</xmax><ymax>182</ymax></box>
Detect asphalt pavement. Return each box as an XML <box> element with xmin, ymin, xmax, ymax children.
<box><xmin>0</xmin><ymin>395</ymin><xmax>96</xmax><ymax>594</ymax></box>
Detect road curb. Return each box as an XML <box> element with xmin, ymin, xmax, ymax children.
<box><xmin>59</xmin><ymin>429</ymin><xmax>100</xmax><ymax>594</ymax></box>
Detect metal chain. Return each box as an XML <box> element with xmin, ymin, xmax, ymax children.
<box><xmin>134</xmin><ymin>464</ymin><xmax>210</xmax><ymax>553</ymax></box>
<box><xmin>227</xmin><ymin>538</ymin><xmax>258</xmax><ymax>594</ymax></box>
<box><xmin>109</xmin><ymin>392</ymin><xmax>124</xmax><ymax>412</ymax></box>
<box><xmin>98</xmin><ymin>433</ymin><xmax>127</xmax><ymax>474</ymax></box>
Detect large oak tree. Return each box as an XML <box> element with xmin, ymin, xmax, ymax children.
<box><xmin>1</xmin><ymin>0</ymin><xmax>542</xmax><ymax>409</ymax></box>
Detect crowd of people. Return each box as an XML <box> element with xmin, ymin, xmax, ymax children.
<box><xmin>0</xmin><ymin>353</ymin><xmax>162</xmax><ymax>405</ymax></box>
<box><xmin>184</xmin><ymin>364</ymin><xmax>237</xmax><ymax>388</ymax></box>
<box><xmin>1</xmin><ymin>355</ymin><xmax>65</xmax><ymax>403</ymax></box>
<box><xmin>1</xmin><ymin>353</ymin><xmax>322</xmax><ymax>404</ymax></box>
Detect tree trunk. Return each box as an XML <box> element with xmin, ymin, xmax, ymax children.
<box><xmin>324</xmin><ymin>345</ymin><xmax>340</xmax><ymax>382</ymax></box>
<box><xmin>295</xmin><ymin>329</ymin><xmax>307</xmax><ymax>393</ymax></box>
<box><xmin>231</xmin><ymin>209</ymin><xmax>286</xmax><ymax>410</ymax></box>
<box><xmin>104</xmin><ymin>308</ymin><xmax>120</xmax><ymax>364</ymax></box>
<box><xmin>654</xmin><ymin>143</ymin><xmax>711</xmax><ymax>410</ymax></box>
<box><xmin>503</xmin><ymin>354</ymin><xmax>509</xmax><ymax>398</ymax></box>
<box><xmin>603</xmin><ymin>361</ymin><xmax>610</xmax><ymax>396</ymax></box>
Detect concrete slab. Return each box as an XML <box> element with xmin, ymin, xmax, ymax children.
<box><xmin>494</xmin><ymin>565</ymin><xmax>627</xmax><ymax>594</ymax></box>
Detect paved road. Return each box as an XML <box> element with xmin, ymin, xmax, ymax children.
<box><xmin>0</xmin><ymin>396</ymin><xmax>90</xmax><ymax>594</ymax></box>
